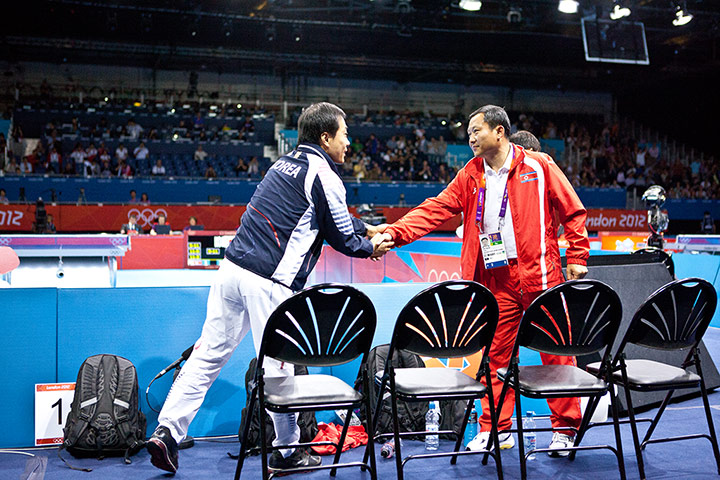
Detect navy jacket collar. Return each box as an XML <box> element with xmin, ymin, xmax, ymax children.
<box><xmin>297</xmin><ymin>143</ymin><xmax>341</xmax><ymax>176</ymax></box>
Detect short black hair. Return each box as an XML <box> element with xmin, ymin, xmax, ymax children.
<box><xmin>297</xmin><ymin>102</ymin><xmax>346</xmax><ymax>145</ymax></box>
<box><xmin>468</xmin><ymin>105</ymin><xmax>511</xmax><ymax>138</ymax></box>
<box><xmin>509</xmin><ymin>130</ymin><xmax>542</xmax><ymax>152</ymax></box>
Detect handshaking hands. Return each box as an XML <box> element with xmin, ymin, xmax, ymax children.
<box><xmin>367</xmin><ymin>223</ymin><xmax>394</xmax><ymax>261</ymax></box>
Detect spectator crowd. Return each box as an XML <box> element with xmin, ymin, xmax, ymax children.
<box><xmin>1</xmin><ymin>105</ymin><xmax>716</xmax><ymax>200</ymax></box>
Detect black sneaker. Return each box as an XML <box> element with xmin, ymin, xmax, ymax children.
<box><xmin>268</xmin><ymin>448</ymin><xmax>322</xmax><ymax>472</ymax></box>
<box><xmin>147</xmin><ymin>426</ymin><xmax>179</xmax><ymax>474</ymax></box>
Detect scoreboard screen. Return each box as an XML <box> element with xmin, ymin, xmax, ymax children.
<box><xmin>186</xmin><ymin>230</ymin><xmax>236</xmax><ymax>268</ymax></box>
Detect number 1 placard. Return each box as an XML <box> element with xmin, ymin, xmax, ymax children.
<box><xmin>35</xmin><ymin>383</ymin><xmax>76</xmax><ymax>446</ymax></box>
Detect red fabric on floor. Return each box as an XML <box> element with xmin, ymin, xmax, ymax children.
<box><xmin>310</xmin><ymin>423</ymin><xmax>368</xmax><ymax>455</ymax></box>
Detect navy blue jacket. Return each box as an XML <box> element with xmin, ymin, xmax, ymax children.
<box><xmin>225</xmin><ymin>143</ymin><xmax>373</xmax><ymax>290</ymax></box>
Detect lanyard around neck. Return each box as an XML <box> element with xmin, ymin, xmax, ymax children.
<box><xmin>475</xmin><ymin>148</ymin><xmax>514</xmax><ymax>233</ymax></box>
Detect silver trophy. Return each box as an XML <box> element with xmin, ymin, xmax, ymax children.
<box><xmin>641</xmin><ymin>185</ymin><xmax>669</xmax><ymax>249</ymax></box>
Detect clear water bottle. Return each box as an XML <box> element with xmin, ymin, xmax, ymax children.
<box><xmin>464</xmin><ymin>406</ymin><xmax>478</xmax><ymax>447</ymax></box>
<box><xmin>425</xmin><ymin>401</ymin><xmax>441</xmax><ymax>451</ymax></box>
<box><xmin>522</xmin><ymin>411</ymin><xmax>537</xmax><ymax>460</ymax></box>
<box><xmin>380</xmin><ymin>438</ymin><xmax>401</xmax><ymax>458</ymax></box>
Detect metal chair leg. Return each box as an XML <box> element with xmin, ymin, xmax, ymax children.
<box><xmin>620</xmin><ymin>370</ymin><xmax>645</xmax><ymax>480</ymax></box>
<box><xmin>364</xmin><ymin>373</ymin><xmax>389</xmax><ymax>466</ymax></box>
<box><xmin>483</xmin><ymin>362</ymin><xmax>504</xmax><ymax>480</ymax></box>
<box><xmin>389</xmin><ymin>377</ymin><xmax>405</xmax><ymax>480</ymax></box>
<box><xmin>484</xmin><ymin>363</ymin><xmax>513</xmax><ymax>467</ymax></box>
<box><xmin>568</xmin><ymin>393</ymin><xmax>600</xmax><ymax>462</ymax></box>
<box><xmin>234</xmin><ymin>388</ymin><xmax>258</xmax><ymax>480</ymax></box>
<box><xmin>330</xmin><ymin>407</ymin><xmax>354</xmax><ymax>477</ymax></box>
<box><xmin>257</xmin><ymin>393</ymin><xmax>270</xmax><ymax>480</ymax></box>
<box><xmin>514</xmin><ymin>383</ymin><xmax>527</xmax><ymax>480</ymax></box>
<box><xmin>608</xmin><ymin>378</ymin><xmax>627</xmax><ymax>480</ymax></box>
<box><xmin>450</xmin><ymin>399</ymin><xmax>473</xmax><ymax>465</ymax></box>
<box><xmin>362</xmin><ymin>369</ymin><xmax>378</xmax><ymax>480</ymax></box>
<box><xmin>640</xmin><ymin>389</ymin><xmax>674</xmax><ymax>447</ymax></box>
<box><xmin>697</xmin><ymin>359</ymin><xmax>720</xmax><ymax>474</ymax></box>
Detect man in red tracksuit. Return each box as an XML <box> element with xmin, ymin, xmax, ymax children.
<box><xmin>381</xmin><ymin>105</ymin><xmax>589</xmax><ymax>456</ymax></box>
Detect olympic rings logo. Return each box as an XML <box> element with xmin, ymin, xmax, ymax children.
<box><xmin>127</xmin><ymin>208</ymin><xmax>168</xmax><ymax>227</ymax></box>
<box><xmin>426</xmin><ymin>269</ymin><xmax>461</xmax><ymax>283</ymax></box>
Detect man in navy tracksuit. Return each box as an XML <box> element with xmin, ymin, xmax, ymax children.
<box><xmin>147</xmin><ymin>103</ymin><xmax>392</xmax><ymax>474</ymax></box>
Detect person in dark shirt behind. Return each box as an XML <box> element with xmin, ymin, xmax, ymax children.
<box><xmin>150</xmin><ymin>213</ymin><xmax>171</xmax><ymax>235</ymax></box>
<box><xmin>120</xmin><ymin>213</ymin><xmax>143</xmax><ymax>235</ymax></box>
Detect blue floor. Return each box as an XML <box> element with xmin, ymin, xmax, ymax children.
<box><xmin>3</xmin><ymin>393</ymin><xmax>720</xmax><ymax>480</ymax></box>
<box><xmin>4</xmin><ymin>328</ymin><xmax>720</xmax><ymax>480</ymax></box>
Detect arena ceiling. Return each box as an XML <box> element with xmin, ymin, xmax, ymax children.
<box><xmin>5</xmin><ymin>0</ymin><xmax>720</xmax><ymax>92</ymax></box>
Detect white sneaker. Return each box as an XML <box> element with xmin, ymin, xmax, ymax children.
<box><xmin>466</xmin><ymin>431</ymin><xmax>515</xmax><ymax>452</ymax></box>
<box><xmin>547</xmin><ymin>432</ymin><xmax>575</xmax><ymax>457</ymax></box>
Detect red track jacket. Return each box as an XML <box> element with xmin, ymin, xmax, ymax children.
<box><xmin>387</xmin><ymin>144</ymin><xmax>589</xmax><ymax>293</ymax></box>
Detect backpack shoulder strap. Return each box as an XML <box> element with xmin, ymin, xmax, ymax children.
<box><xmin>57</xmin><ymin>443</ymin><xmax>93</xmax><ymax>472</ymax></box>
<box><xmin>111</xmin><ymin>356</ymin><xmax>146</xmax><ymax>458</ymax></box>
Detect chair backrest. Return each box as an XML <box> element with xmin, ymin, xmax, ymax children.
<box><xmin>518</xmin><ymin>280</ymin><xmax>623</xmax><ymax>356</ymax></box>
<box><xmin>390</xmin><ymin>280</ymin><xmax>499</xmax><ymax>359</ymax></box>
<box><xmin>258</xmin><ymin>283</ymin><xmax>377</xmax><ymax>368</ymax></box>
<box><xmin>618</xmin><ymin>277</ymin><xmax>717</xmax><ymax>353</ymax></box>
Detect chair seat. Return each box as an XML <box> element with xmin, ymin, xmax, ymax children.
<box><xmin>586</xmin><ymin>359</ymin><xmax>701</xmax><ymax>390</ymax></box>
<box><xmin>377</xmin><ymin>367</ymin><xmax>486</xmax><ymax>398</ymax></box>
<box><xmin>263</xmin><ymin>374</ymin><xmax>362</xmax><ymax>408</ymax></box>
<box><xmin>498</xmin><ymin>365</ymin><xmax>607</xmax><ymax>396</ymax></box>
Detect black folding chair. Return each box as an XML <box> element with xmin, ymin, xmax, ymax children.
<box><xmin>234</xmin><ymin>283</ymin><xmax>378</xmax><ymax>480</ymax></box>
<box><xmin>365</xmin><ymin>280</ymin><xmax>503</xmax><ymax>480</ymax></box>
<box><xmin>586</xmin><ymin>277</ymin><xmax>720</xmax><ymax>479</ymax></box>
<box><xmin>494</xmin><ymin>279</ymin><xmax>626</xmax><ymax>480</ymax></box>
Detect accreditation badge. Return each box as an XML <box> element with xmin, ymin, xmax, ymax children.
<box><xmin>480</xmin><ymin>232</ymin><xmax>509</xmax><ymax>269</ymax></box>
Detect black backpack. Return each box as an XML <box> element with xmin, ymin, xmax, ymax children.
<box><xmin>60</xmin><ymin>354</ymin><xmax>146</xmax><ymax>471</ymax></box>
<box><xmin>362</xmin><ymin>344</ymin><xmax>428</xmax><ymax>440</ymax></box>
<box><xmin>363</xmin><ymin>344</ymin><xmax>469</xmax><ymax>441</ymax></box>
<box><xmin>238</xmin><ymin>358</ymin><xmax>318</xmax><ymax>454</ymax></box>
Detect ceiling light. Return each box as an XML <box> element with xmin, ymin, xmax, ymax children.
<box><xmin>558</xmin><ymin>0</ymin><xmax>578</xmax><ymax>14</ymax></box>
<box><xmin>459</xmin><ymin>0</ymin><xmax>482</xmax><ymax>12</ymax></box>
<box><xmin>609</xmin><ymin>3</ymin><xmax>631</xmax><ymax>20</ymax></box>
<box><xmin>673</xmin><ymin>4</ymin><xmax>693</xmax><ymax>26</ymax></box>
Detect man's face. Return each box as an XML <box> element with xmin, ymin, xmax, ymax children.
<box><xmin>467</xmin><ymin>114</ymin><xmax>500</xmax><ymax>158</ymax></box>
<box><xmin>323</xmin><ymin>116</ymin><xmax>350</xmax><ymax>164</ymax></box>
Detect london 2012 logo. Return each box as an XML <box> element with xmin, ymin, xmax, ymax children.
<box><xmin>127</xmin><ymin>208</ymin><xmax>168</xmax><ymax>227</ymax></box>
<box><xmin>0</xmin><ymin>210</ymin><xmax>24</xmax><ymax>227</ymax></box>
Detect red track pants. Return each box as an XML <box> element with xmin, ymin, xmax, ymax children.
<box><xmin>477</xmin><ymin>259</ymin><xmax>582</xmax><ymax>436</ymax></box>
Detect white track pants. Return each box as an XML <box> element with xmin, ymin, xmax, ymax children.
<box><xmin>157</xmin><ymin>260</ymin><xmax>300</xmax><ymax>456</ymax></box>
